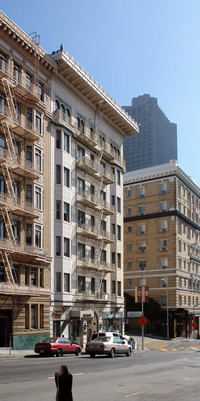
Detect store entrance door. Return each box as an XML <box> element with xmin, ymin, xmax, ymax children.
<box><xmin>0</xmin><ymin>310</ymin><xmax>11</xmax><ymax>347</ymax></box>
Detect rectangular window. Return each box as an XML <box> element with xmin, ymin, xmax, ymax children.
<box><xmin>26</xmin><ymin>145</ymin><xmax>32</xmax><ymax>162</ymax></box>
<box><xmin>117</xmin><ymin>197</ymin><xmax>121</xmax><ymax>213</ymax></box>
<box><xmin>35</xmin><ymin>225</ymin><xmax>41</xmax><ymax>248</ymax></box>
<box><xmin>160</xmin><ymin>296</ymin><xmax>167</xmax><ymax>306</ymax></box>
<box><xmin>56</xmin><ymin>272</ymin><xmax>61</xmax><ymax>292</ymax></box>
<box><xmin>77</xmin><ymin>177</ymin><xmax>85</xmax><ymax>194</ymax></box>
<box><xmin>117</xmin><ymin>281</ymin><xmax>121</xmax><ymax>296</ymax></box>
<box><xmin>64</xmin><ymin>133</ymin><xmax>70</xmax><ymax>153</ymax></box>
<box><xmin>127</xmin><ymin>243</ymin><xmax>132</xmax><ymax>251</ymax></box>
<box><xmin>117</xmin><ymin>170</ymin><xmax>121</xmax><ymax>185</ymax></box>
<box><xmin>31</xmin><ymin>304</ymin><xmax>37</xmax><ymax>329</ymax></box>
<box><xmin>64</xmin><ymin>273</ymin><xmax>70</xmax><ymax>292</ymax></box>
<box><xmin>159</xmin><ymin>239</ymin><xmax>168</xmax><ymax>251</ymax></box>
<box><xmin>138</xmin><ymin>260</ymin><xmax>146</xmax><ymax>270</ymax></box>
<box><xmin>78</xmin><ymin>276</ymin><xmax>85</xmax><ymax>292</ymax></box>
<box><xmin>100</xmin><ymin>250</ymin><xmax>106</xmax><ymax>265</ymax></box>
<box><xmin>64</xmin><ymin>202</ymin><xmax>70</xmax><ymax>222</ymax></box>
<box><xmin>56</xmin><ymin>130</ymin><xmax>61</xmax><ymax>149</ymax></box>
<box><xmin>56</xmin><ymin>165</ymin><xmax>61</xmax><ymax>184</ymax></box>
<box><xmin>138</xmin><ymin>242</ymin><xmax>146</xmax><ymax>253</ymax></box>
<box><xmin>91</xmin><ymin>277</ymin><xmax>95</xmax><ymax>293</ymax></box>
<box><xmin>26</xmin><ymin>223</ymin><xmax>32</xmax><ymax>245</ymax></box>
<box><xmin>127</xmin><ymin>207</ymin><xmax>132</xmax><ymax>216</ymax></box>
<box><xmin>117</xmin><ymin>225</ymin><xmax>121</xmax><ymax>241</ymax></box>
<box><xmin>64</xmin><ymin>237</ymin><xmax>70</xmax><ymax>257</ymax></box>
<box><xmin>40</xmin><ymin>304</ymin><xmax>44</xmax><ymax>329</ymax></box>
<box><xmin>126</xmin><ymin>189</ymin><xmax>132</xmax><ymax>198</ymax></box>
<box><xmin>138</xmin><ymin>205</ymin><xmax>145</xmax><ymax>215</ymax></box>
<box><xmin>159</xmin><ymin>183</ymin><xmax>167</xmax><ymax>194</ymax></box>
<box><xmin>35</xmin><ymin>186</ymin><xmax>41</xmax><ymax>209</ymax></box>
<box><xmin>112</xmin><ymin>252</ymin><xmax>115</xmax><ymax>265</ymax></box>
<box><xmin>111</xmin><ymin>195</ymin><xmax>115</xmax><ymax>206</ymax></box>
<box><xmin>101</xmin><ymin>279</ymin><xmax>106</xmax><ymax>293</ymax></box>
<box><xmin>112</xmin><ymin>281</ymin><xmax>116</xmax><ymax>294</ymax></box>
<box><xmin>78</xmin><ymin>210</ymin><xmax>85</xmax><ymax>227</ymax></box>
<box><xmin>127</xmin><ymin>261</ymin><xmax>132</xmax><ymax>269</ymax></box>
<box><xmin>26</xmin><ymin>184</ymin><xmax>32</xmax><ymax>203</ymax></box>
<box><xmin>78</xmin><ymin>242</ymin><xmax>85</xmax><ymax>260</ymax></box>
<box><xmin>111</xmin><ymin>224</ymin><xmax>115</xmax><ymax>236</ymax></box>
<box><xmin>91</xmin><ymin>246</ymin><xmax>95</xmax><ymax>260</ymax></box>
<box><xmin>25</xmin><ymin>304</ymin><xmax>29</xmax><ymax>329</ymax></box>
<box><xmin>117</xmin><ymin>253</ymin><xmax>121</xmax><ymax>268</ymax></box>
<box><xmin>138</xmin><ymin>223</ymin><xmax>146</xmax><ymax>234</ymax></box>
<box><xmin>64</xmin><ymin>167</ymin><xmax>70</xmax><ymax>187</ymax></box>
<box><xmin>35</xmin><ymin>148</ymin><xmax>41</xmax><ymax>171</ymax></box>
<box><xmin>36</xmin><ymin>111</ymin><xmax>41</xmax><ymax>134</ymax></box>
<box><xmin>159</xmin><ymin>220</ymin><xmax>168</xmax><ymax>232</ymax></box>
<box><xmin>159</xmin><ymin>201</ymin><xmax>167</xmax><ymax>212</ymax></box>
<box><xmin>56</xmin><ymin>236</ymin><xmax>61</xmax><ymax>256</ymax></box>
<box><xmin>138</xmin><ymin>187</ymin><xmax>145</xmax><ymax>198</ymax></box>
<box><xmin>56</xmin><ymin>200</ymin><xmax>61</xmax><ymax>219</ymax></box>
<box><xmin>31</xmin><ymin>268</ymin><xmax>37</xmax><ymax>286</ymax></box>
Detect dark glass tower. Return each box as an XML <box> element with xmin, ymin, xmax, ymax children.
<box><xmin>123</xmin><ymin>94</ymin><xmax>177</xmax><ymax>172</ymax></box>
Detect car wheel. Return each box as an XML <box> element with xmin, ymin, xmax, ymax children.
<box><xmin>56</xmin><ymin>348</ymin><xmax>63</xmax><ymax>357</ymax></box>
<box><xmin>90</xmin><ymin>353</ymin><xmax>96</xmax><ymax>358</ymax></box>
<box><xmin>75</xmin><ymin>348</ymin><xmax>81</xmax><ymax>356</ymax></box>
<box><xmin>126</xmin><ymin>348</ymin><xmax>131</xmax><ymax>357</ymax></box>
<box><xmin>109</xmin><ymin>348</ymin><xmax>115</xmax><ymax>358</ymax></box>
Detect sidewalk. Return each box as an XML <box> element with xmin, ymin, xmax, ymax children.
<box><xmin>0</xmin><ymin>348</ymin><xmax>35</xmax><ymax>358</ymax></box>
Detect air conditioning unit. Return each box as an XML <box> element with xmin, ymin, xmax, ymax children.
<box><xmin>104</xmin><ymin>294</ymin><xmax>108</xmax><ymax>300</ymax></box>
<box><xmin>162</xmin><ymin>266</ymin><xmax>167</xmax><ymax>269</ymax></box>
<box><xmin>140</xmin><ymin>231</ymin><xmax>145</xmax><ymax>234</ymax></box>
<box><xmin>162</xmin><ymin>228</ymin><xmax>167</xmax><ymax>232</ymax></box>
<box><xmin>162</xmin><ymin>247</ymin><xmax>167</xmax><ymax>251</ymax></box>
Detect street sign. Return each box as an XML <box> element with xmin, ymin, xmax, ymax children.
<box><xmin>127</xmin><ymin>311</ymin><xmax>143</xmax><ymax>317</ymax></box>
<box><xmin>138</xmin><ymin>316</ymin><xmax>148</xmax><ymax>326</ymax></box>
<box><xmin>191</xmin><ymin>321</ymin><xmax>198</xmax><ymax>329</ymax></box>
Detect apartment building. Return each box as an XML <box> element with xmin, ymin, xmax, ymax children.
<box><xmin>50</xmin><ymin>49</ymin><xmax>139</xmax><ymax>348</ymax></box>
<box><xmin>124</xmin><ymin>160</ymin><xmax>200</xmax><ymax>338</ymax></box>
<box><xmin>0</xmin><ymin>12</ymin><xmax>55</xmax><ymax>349</ymax></box>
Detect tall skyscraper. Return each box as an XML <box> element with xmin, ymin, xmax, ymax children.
<box><xmin>123</xmin><ymin>94</ymin><xmax>177</xmax><ymax>172</ymax></box>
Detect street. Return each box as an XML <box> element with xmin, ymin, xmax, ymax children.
<box><xmin>0</xmin><ymin>338</ymin><xmax>200</xmax><ymax>401</ymax></box>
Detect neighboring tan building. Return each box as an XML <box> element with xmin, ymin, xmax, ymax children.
<box><xmin>124</xmin><ymin>160</ymin><xmax>200</xmax><ymax>338</ymax></box>
<box><xmin>50</xmin><ymin>48</ymin><xmax>139</xmax><ymax>348</ymax></box>
<box><xmin>123</xmin><ymin>94</ymin><xmax>177</xmax><ymax>172</ymax></box>
<box><xmin>0</xmin><ymin>11</ymin><xmax>54</xmax><ymax>349</ymax></box>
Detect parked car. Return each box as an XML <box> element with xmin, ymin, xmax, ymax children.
<box><xmin>34</xmin><ymin>337</ymin><xmax>82</xmax><ymax>357</ymax></box>
<box><xmin>90</xmin><ymin>331</ymin><xmax>130</xmax><ymax>344</ymax></box>
<box><xmin>86</xmin><ymin>336</ymin><xmax>132</xmax><ymax>358</ymax></box>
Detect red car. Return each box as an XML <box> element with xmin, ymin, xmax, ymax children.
<box><xmin>34</xmin><ymin>337</ymin><xmax>82</xmax><ymax>357</ymax></box>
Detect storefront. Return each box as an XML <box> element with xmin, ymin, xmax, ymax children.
<box><xmin>102</xmin><ymin>311</ymin><xmax>123</xmax><ymax>332</ymax></box>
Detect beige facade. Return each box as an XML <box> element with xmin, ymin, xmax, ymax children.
<box><xmin>50</xmin><ymin>49</ymin><xmax>139</xmax><ymax>348</ymax></box>
<box><xmin>0</xmin><ymin>11</ymin><xmax>54</xmax><ymax>349</ymax></box>
<box><xmin>124</xmin><ymin>160</ymin><xmax>200</xmax><ymax>338</ymax></box>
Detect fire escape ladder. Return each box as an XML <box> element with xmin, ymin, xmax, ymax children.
<box><xmin>1</xmin><ymin>120</ymin><xmax>16</xmax><ymax>157</ymax></box>
<box><xmin>0</xmin><ymin>206</ymin><xmax>16</xmax><ymax>243</ymax></box>
<box><xmin>2</xmin><ymin>77</ymin><xmax>18</xmax><ymax>122</ymax></box>
<box><xmin>1</xmin><ymin>163</ymin><xmax>16</xmax><ymax>200</ymax></box>
<box><xmin>0</xmin><ymin>250</ymin><xmax>15</xmax><ymax>284</ymax></box>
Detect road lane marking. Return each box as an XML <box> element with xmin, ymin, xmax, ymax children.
<box><xmin>125</xmin><ymin>393</ymin><xmax>141</xmax><ymax>398</ymax></box>
<box><xmin>189</xmin><ymin>347</ymin><xmax>198</xmax><ymax>350</ymax></box>
<box><xmin>161</xmin><ymin>348</ymin><xmax>168</xmax><ymax>351</ymax></box>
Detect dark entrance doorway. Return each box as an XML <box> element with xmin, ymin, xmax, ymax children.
<box><xmin>0</xmin><ymin>310</ymin><xmax>11</xmax><ymax>347</ymax></box>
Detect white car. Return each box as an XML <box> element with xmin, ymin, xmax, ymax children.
<box><xmin>90</xmin><ymin>331</ymin><xmax>130</xmax><ymax>344</ymax></box>
<box><xmin>86</xmin><ymin>336</ymin><xmax>132</xmax><ymax>358</ymax></box>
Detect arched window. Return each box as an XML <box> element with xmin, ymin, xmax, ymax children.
<box><xmin>77</xmin><ymin>117</ymin><xmax>81</xmax><ymax>130</ymax></box>
<box><xmin>61</xmin><ymin>104</ymin><xmax>65</xmax><ymax>119</ymax></box>
<box><xmin>66</xmin><ymin>108</ymin><xmax>70</xmax><ymax>123</ymax></box>
<box><xmin>80</xmin><ymin>120</ymin><xmax>84</xmax><ymax>133</ymax></box>
<box><xmin>55</xmin><ymin>99</ymin><xmax>60</xmax><ymax>111</ymax></box>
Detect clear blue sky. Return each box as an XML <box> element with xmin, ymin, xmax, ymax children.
<box><xmin>1</xmin><ymin>1</ymin><xmax>200</xmax><ymax>184</ymax></box>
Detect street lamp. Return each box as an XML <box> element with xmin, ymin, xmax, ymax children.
<box><xmin>139</xmin><ymin>276</ymin><xmax>146</xmax><ymax>350</ymax></box>
<box><xmin>161</xmin><ymin>277</ymin><xmax>169</xmax><ymax>339</ymax></box>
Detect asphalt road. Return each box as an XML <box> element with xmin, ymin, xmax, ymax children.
<box><xmin>0</xmin><ymin>340</ymin><xmax>200</xmax><ymax>401</ymax></box>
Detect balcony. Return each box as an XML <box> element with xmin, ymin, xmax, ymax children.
<box><xmin>76</xmin><ymin>257</ymin><xmax>98</xmax><ymax>271</ymax></box>
<box><xmin>77</xmin><ymin>190</ymin><xmax>98</xmax><ymax>209</ymax></box>
<box><xmin>98</xmin><ymin>260</ymin><xmax>114</xmax><ymax>273</ymax></box>
<box><xmin>76</xmin><ymin>156</ymin><xmax>98</xmax><ymax>177</ymax></box>
<box><xmin>0</xmin><ymin>149</ymin><xmax>40</xmax><ymax>179</ymax></box>
<box><xmin>77</xmin><ymin>224</ymin><xmax>98</xmax><ymax>239</ymax></box>
<box><xmin>0</xmin><ymin>63</ymin><xmax>9</xmax><ymax>80</ymax></box>
<box><xmin>13</xmin><ymin>117</ymin><xmax>40</xmax><ymax>141</ymax></box>
<box><xmin>52</xmin><ymin>109</ymin><xmax>73</xmax><ymax>131</ymax></box>
<box><xmin>97</xmin><ymin>139</ymin><xmax>115</xmax><ymax>160</ymax></box>
<box><xmin>12</xmin><ymin>73</ymin><xmax>40</xmax><ymax>103</ymax></box>
<box><xmin>99</xmin><ymin>229</ymin><xmax>115</xmax><ymax>244</ymax></box>
<box><xmin>0</xmin><ymin>281</ymin><xmax>50</xmax><ymax>296</ymax></box>
<box><xmin>74</xmin><ymin>126</ymin><xmax>99</xmax><ymax>148</ymax></box>
<box><xmin>96</xmin><ymin>199</ymin><xmax>115</xmax><ymax>215</ymax></box>
<box><xmin>98</xmin><ymin>169</ymin><xmax>115</xmax><ymax>185</ymax></box>
<box><xmin>0</xmin><ymin>238</ymin><xmax>47</xmax><ymax>260</ymax></box>
<box><xmin>75</xmin><ymin>289</ymin><xmax>112</xmax><ymax>302</ymax></box>
<box><xmin>0</xmin><ymin>193</ymin><xmax>39</xmax><ymax>218</ymax></box>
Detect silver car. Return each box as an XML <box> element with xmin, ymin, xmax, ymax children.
<box><xmin>85</xmin><ymin>336</ymin><xmax>132</xmax><ymax>358</ymax></box>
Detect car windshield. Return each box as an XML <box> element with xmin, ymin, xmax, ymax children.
<box><xmin>43</xmin><ymin>337</ymin><xmax>57</xmax><ymax>343</ymax></box>
<box><xmin>94</xmin><ymin>337</ymin><xmax>111</xmax><ymax>343</ymax></box>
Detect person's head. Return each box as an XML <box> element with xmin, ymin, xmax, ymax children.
<box><xmin>60</xmin><ymin>365</ymin><xmax>68</xmax><ymax>375</ymax></box>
